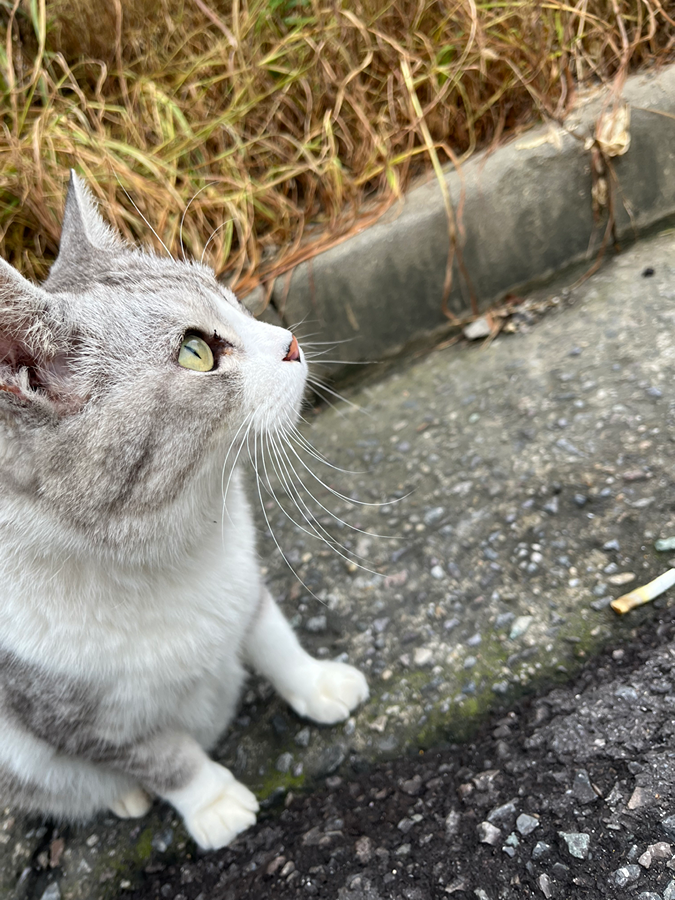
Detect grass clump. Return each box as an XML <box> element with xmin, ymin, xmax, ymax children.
<box><xmin>1</xmin><ymin>0</ymin><xmax>674</xmax><ymax>293</ymax></box>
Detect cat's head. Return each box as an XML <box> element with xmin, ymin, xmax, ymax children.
<box><xmin>0</xmin><ymin>172</ymin><xmax>307</xmax><ymax>554</ymax></box>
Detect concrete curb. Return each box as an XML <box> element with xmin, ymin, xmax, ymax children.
<box><xmin>244</xmin><ymin>65</ymin><xmax>675</xmax><ymax>372</ymax></box>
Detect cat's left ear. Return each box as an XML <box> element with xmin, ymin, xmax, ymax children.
<box><xmin>0</xmin><ymin>258</ymin><xmax>78</xmax><ymax>413</ymax></box>
<box><xmin>46</xmin><ymin>171</ymin><xmax>123</xmax><ymax>290</ymax></box>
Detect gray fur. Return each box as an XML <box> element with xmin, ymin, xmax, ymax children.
<box><xmin>0</xmin><ymin>172</ymin><xmax>326</xmax><ymax>838</ymax></box>
<box><xmin>0</xmin><ymin>175</ymin><xmax>251</xmax><ymax>555</ymax></box>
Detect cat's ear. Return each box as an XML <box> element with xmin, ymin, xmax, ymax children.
<box><xmin>0</xmin><ymin>258</ymin><xmax>76</xmax><ymax>412</ymax></box>
<box><xmin>47</xmin><ymin>171</ymin><xmax>123</xmax><ymax>288</ymax></box>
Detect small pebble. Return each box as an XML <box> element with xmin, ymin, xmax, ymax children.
<box><xmin>608</xmin><ymin>572</ymin><xmax>636</xmax><ymax>586</ymax></box>
<box><xmin>539</xmin><ymin>873</ymin><xmax>553</xmax><ymax>899</ymax></box>
<box><xmin>40</xmin><ymin>885</ymin><xmax>61</xmax><ymax>900</ymax></box>
<box><xmin>445</xmin><ymin>810</ymin><xmax>461</xmax><ymax>837</ymax></box>
<box><xmin>151</xmin><ymin>828</ymin><xmax>173</xmax><ymax>853</ymax></box>
<box><xmin>516</xmin><ymin>814</ymin><xmax>539</xmax><ymax>836</ymax></box>
<box><xmin>572</xmin><ymin>769</ymin><xmax>598</xmax><ymax>804</ymax></box>
<box><xmin>294</xmin><ymin>727</ymin><xmax>311</xmax><ymax>747</ymax></box>
<box><xmin>559</xmin><ymin>831</ymin><xmax>590</xmax><ymax>859</ymax></box>
<box><xmin>355</xmin><ymin>836</ymin><xmax>372</xmax><ymax>864</ymax></box>
<box><xmin>423</xmin><ymin>506</ymin><xmax>445</xmax><ymax>525</ymax></box>
<box><xmin>656</xmin><ymin>537</ymin><xmax>675</xmax><ymax>552</ymax></box>
<box><xmin>463</xmin><ymin>317</ymin><xmax>492</xmax><ymax>340</ymax></box>
<box><xmin>532</xmin><ymin>841</ymin><xmax>551</xmax><ymax>860</ymax></box>
<box><xmin>276</xmin><ymin>752</ymin><xmax>293</xmax><ymax>774</ymax></box>
<box><xmin>414</xmin><ymin>647</ymin><xmax>433</xmax><ymax>667</ymax></box>
<box><xmin>477</xmin><ymin>821</ymin><xmax>501</xmax><ymax>846</ymax></box>
<box><xmin>509</xmin><ymin>616</ymin><xmax>533</xmax><ymax>640</ymax></box>
<box><xmin>612</xmin><ymin>865</ymin><xmax>642</xmax><ymax>887</ymax></box>
<box><xmin>543</xmin><ymin>496</ymin><xmax>559</xmax><ymax>515</ymax></box>
<box><xmin>648</xmin><ymin>842</ymin><xmax>672</xmax><ymax>860</ymax></box>
<box><xmin>662</xmin><ymin>815</ymin><xmax>675</xmax><ymax>840</ymax></box>
<box><xmin>488</xmin><ymin>802</ymin><xmax>516</xmax><ymax>828</ymax></box>
<box><xmin>638</xmin><ymin>849</ymin><xmax>652</xmax><ymax>869</ymax></box>
<box><xmin>305</xmin><ymin>615</ymin><xmax>327</xmax><ymax>633</ymax></box>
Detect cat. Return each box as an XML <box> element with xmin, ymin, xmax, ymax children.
<box><xmin>0</xmin><ymin>172</ymin><xmax>368</xmax><ymax>851</ymax></box>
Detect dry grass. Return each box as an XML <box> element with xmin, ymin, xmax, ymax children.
<box><xmin>1</xmin><ymin>0</ymin><xmax>674</xmax><ymax>293</ymax></box>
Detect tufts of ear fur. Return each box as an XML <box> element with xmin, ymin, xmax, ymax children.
<box><xmin>0</xmin><ymin>259</ymin><xmax>75</xmax><ymax>414</ymax></box>
<box><xmin>45</xmin><ymin>170</ymin><xmax>124</xmax><ymax>294</ymax></box>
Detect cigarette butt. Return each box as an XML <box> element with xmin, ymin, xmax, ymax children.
<box><xmin>611</xmin><ymin>568</ymin><xmax>675</xmax><ymax>614</ymax></box>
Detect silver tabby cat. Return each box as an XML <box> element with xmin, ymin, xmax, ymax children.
<box><xmin>0</xmin><ymin>173</ymin><xmax>368</xmax><ymax>850</ymax></box>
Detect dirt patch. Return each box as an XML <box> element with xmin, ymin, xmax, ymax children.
<box><xmin>120</xmin><ymin>602</ymin><xmax>675</xmax><ymax>900</ymax></box>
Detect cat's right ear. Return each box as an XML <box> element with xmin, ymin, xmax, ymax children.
<box><xmin>47</xmin><ymin>171</ymin><xmax>123</xmax><ymax>288</ymax></box>
<box><xmin>0</xmin><ymin>258</ymin><xmax>75</xmax><ymax>411</ymax></box>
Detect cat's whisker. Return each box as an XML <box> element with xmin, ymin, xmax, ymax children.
<box><xmin>179</xmin><ymin>182</ymin><xmax>216</xmax><ymax>262</ymax></box>
<box><xmin>287</xmin><ymin>314</ymin><xmax>314</xmax><ymax>333</ymax></box>
<box><xmin>220</xmin><ymin>414</ymin><xmax>256</xmax><ymax>550</ymax></box>
<box><xmin>267</xmin><ymin>431</ymin><xmax>379</xmax><ymax>570</ymax></box>
<box><xmin>201</xmin><ymin>221</ymin><xmax>232</xmax><ymax>265</ymax></box>
<box><xmin>113</xmin><ymin>174</ymin><xmax>174</xmax><ymax>260</ymax></box>
<box><xmin>287</xmin><ymin>426</ymin><xmax>364</xmax><ymax>475</ymax></box>
<box><xmin>281</xmin><ymin>437</ymin><xmax>393</xmax><ymax>507</ymax></box>
<box><xmin>306</xmin><ymin>358</ymin><xmax>376</xmax><ymax>366</ymax></box>
<box><xmin>306</xmin><ymin>377</ymin><xmax>368</xmax><ymax>416</ymax></box>
<box><xmin>273</xmin><ymin>430</ymin><xmax>396</xmax><ymax>543</ymax></box>
<box><xmin>305</xmin><ymin>383</ymin><xmax>352</xmax><ymax>418</ymax></box>
<box><xmin>249</xmin><ymin>429</ymin><xmax>326</xmax><ymax>605</ymax></box>
<box><xmin>221</xmin><ymin>411</ymin><xmax>256</xmax><ymax>504</ymax></box>
<box><xmin>262</xmin><ymin>433</ymin><xmax>349</xmax><ymax>557</ymax></box>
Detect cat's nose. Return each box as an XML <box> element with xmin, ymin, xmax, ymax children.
<box><xmin>283</xmin><ymin>334</ymin><xmax>301</xmax><ymax>362</ymax></box>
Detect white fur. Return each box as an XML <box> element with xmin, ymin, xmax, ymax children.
<box><xmin>163</xmin><ymin>760</ymin><xmax>259</xmax><ymax>850</ymax></box>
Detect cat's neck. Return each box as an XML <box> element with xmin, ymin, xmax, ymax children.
<box><xmin>0</xmin><ymin>459</ymin><xmax>251</xmax><ymax>574</ymax></box>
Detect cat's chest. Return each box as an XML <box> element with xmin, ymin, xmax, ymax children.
<box><xmin>1</xmin><ymin>513</ymin><xmax>261</xmax><ymax>682</ymax></box>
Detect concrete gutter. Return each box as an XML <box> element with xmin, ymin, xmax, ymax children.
<box><xmin>244</xmin><ymin>64</ymin><xmax>675</xmax><ymax>371</ymax></box>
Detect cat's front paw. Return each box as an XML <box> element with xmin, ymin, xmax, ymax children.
<box><xmin>109</xmin><ymin>786</ymin><xmax>153</xmax><ymax>819</ymax></box>
<box><xmin>287</xmin><ymin>661</ymin><xmax>369</xmax><ymax>724</ymax></box>
<box><xmin>175</xmin><ymin>762</ymin><xmax>259</xmax><ymax>851</ymax></box>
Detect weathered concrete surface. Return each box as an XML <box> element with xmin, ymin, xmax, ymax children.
<box><xmin>249</xmin><ymin>65</ymin><xmax>675</xmax><ymax>373</ymax></box>
<box><xmin>5</xmin><ymin>227</ymin><xmax>675</xmax><ymax>898</ymax></box>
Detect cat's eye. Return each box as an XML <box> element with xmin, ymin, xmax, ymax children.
<box><xmin>178</xmin><ymin>334</ymin><xmax>215</xmax><ymax>372</ymax></box>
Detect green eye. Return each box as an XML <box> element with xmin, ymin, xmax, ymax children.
<box><xmin>178</xmin><ymin>335</ymin><xmax>214</xmax><ymax>372</ymax></box>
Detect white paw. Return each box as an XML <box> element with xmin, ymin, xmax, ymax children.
<box><xmin>287</xmin><ymin>661</ymin><xmax>369</xmax><ymax>724</ymax></box>
<box><xmin>109</xmin><ymin>786</ymin><xmax>153</xmax><ymax>819</ymax></box>
<box><xmin>178</xmin><ymin>763</ymin><xmax>259</xmax><ymax>851</ymax></box>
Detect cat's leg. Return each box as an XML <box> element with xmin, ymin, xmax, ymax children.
<box><xmin>5</xmin><ymin>716</ymin><xmax>257</xmax><ymax>850</ymax></box>
<box><xmin>108</xmin><ymin>732</ymin><xmax>259</xmax><ymax>850</ymax></box>
<box><xmin>244</xmin><ymin>590</ymin><xmax>369</xmax><ymax>724</ymax></box>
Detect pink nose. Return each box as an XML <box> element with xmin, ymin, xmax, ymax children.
<box><xmin>283</xmin><ymin>334</ymin><xmax>301</xmax><ymax>362</ymax></box>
